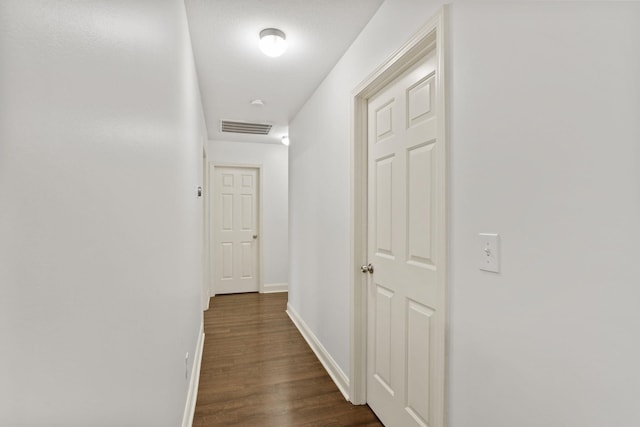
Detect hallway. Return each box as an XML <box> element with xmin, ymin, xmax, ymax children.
<box><xmin>193</xmin><ymin>293</ymin><xmax>382</xmax><ymax>426</ymax></box>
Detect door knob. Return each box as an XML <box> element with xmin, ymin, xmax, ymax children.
<box><xmin>253</xmin><ymin>234</ymin><xmax>258</xmax><ymax>239</ymax></box>
<box><xmin>360</xmin><ymin>263</ymin><xmax>374</xmax><ymax>274</ymax></box>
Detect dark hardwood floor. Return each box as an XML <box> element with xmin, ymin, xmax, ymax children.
<box><xmin>193</xmin><ymin>292</ymin><xmax>383</xmax><ymax>427</ymax></box>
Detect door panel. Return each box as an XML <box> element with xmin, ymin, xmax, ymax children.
<box><xmin>241</xmin><ymin>194</ymin><xmax>253</xmax><ymax>230</ymax></box>
<box><xmin>222</xmin><ymin>194</ymin><xmax>233</xmax><ymax>230</ymax></box>
<box><xmin>222</xmin><ymin>243</ymin><xmax>233</xmax><ymax>279</ymax></box>
<box><xmin>406</xmin><ymin>299</ymin><xmax>433</xmax><ymax>425</ymax></box>
<box><xmin>407</xmin><ymin>141</ymin><xmax>434</xmax><ymax>266</ymax></box>
<box><xmin>366</xmin><ymin>50</ymin><xmax>444</xmax><ymax>427</ymax></box>
<box><xmin>375</xmin><ymin>156</ymin><xmax>394</xmax><ymax>257</ymax></box>
<box><xmin>374</xmin><ymin>284</ymin><xmax>394</xmax><ymax>393</ymax></box>
<box><xmin>213</xmin><ymin>166</ymin><xmax>259</xmax><ymax>294</ymax></box>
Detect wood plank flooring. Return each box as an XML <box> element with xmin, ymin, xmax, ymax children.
<box><xmin>193</xmin><ymin>292</ymin><xmax>383</xmax><ymax>427</ymax></box>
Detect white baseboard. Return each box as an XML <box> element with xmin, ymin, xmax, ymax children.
<box><xmin>262</xmin><ymin>282</ymin><xmax>288</xmax><ymax>293</ymax></box>
<box><xmin>182</xmin><ymin>322</ymin><xmax>205</xmax><ymax>427</ymax></box>
<box><xmin>286</xmin><ymin>303</ymin><xmax>350</xmax><ymax>400</ymax></box>
<box><xmin>204</xmin><ymin>292</ymin><xmax>210</xmax><ymax>311</ymax></box>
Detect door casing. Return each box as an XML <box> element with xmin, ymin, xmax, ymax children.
<box><xmin>208</xmin><ymin>162</ymin><xmax>264</xmax><ymax>295</ymax></box>
<box><xmin>349</xmin><ymin>7</ymin><xmax>448</xmax><ymax>422</ymax></box>
<box><xmin>202</xmin><ymin>146</ymin><xmax>210</xmax><ymax>310</ymax></box>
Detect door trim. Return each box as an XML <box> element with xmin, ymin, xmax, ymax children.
<box><xmin>202</xmin><ymin>145</ymin><xmax>210</xmax><ymax>310</ymax></box>
<box><xmin>208</xmin><ymin>163</ymin><xmax>264</xmax><ymax>295</ymax></box>
<box><xmin>349</xmin><ymin>7</ymin><xmax>448</xmax><ymax>419</ymax></box>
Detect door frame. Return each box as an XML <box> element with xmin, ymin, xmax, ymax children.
<box><xmin>349</xmin><ymin>7</ymin><xmax>448</xmax><ymax>416</ymax></box>
<box><xmin>202</xmin><ymin>145</ymin><xmax>210</xmax><ymax>310</ymax></box>
<box><xmin>208</xmin><ymin>162</ymin><xmax>264</xmax><ymax>295</ymax></box>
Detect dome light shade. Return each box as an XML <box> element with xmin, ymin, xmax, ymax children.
<box><xmin>259</xmin><ymin>28</ymin><xmax>287</xmax><ymax>57</ymax></box>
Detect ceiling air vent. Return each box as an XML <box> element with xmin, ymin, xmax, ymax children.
<box><xmin>220</xmin><ymin>120</ymin><xmax>272</xmax><ymax>135</ymax></box>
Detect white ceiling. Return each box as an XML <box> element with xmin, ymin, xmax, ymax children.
<box><xmin>184</xmin><ymin>0</ymin><xmax>384</xmax><ymax>144</ymax></box>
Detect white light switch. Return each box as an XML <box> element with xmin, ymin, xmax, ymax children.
<box><xmin>479</xmin><ymin>233</ymin><xmax>500</xmax><ymax>273</ymax></box>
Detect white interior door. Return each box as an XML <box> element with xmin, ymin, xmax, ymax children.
<box><xmin>212</xmin><ymin>166</ymin><xmax>259</xmax><ymax>294</ymax></box>
<box><xmin>366</xmin><ymin>50</ymin><xmax>445</xmax><ymax>427</ymax></box>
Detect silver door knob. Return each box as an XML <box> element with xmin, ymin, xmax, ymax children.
<box><xmin>360</xmin><ymin>263</ymin><xmax>374</xmax><ymax>274</ymax></box>
<box><xmin>253</xmin><ymin>234</ymin><xmax>258</xmax><ymax>239</ymax></box>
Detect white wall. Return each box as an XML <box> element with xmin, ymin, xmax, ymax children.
<box><xmin>448</xmin><ymin>2</ymin><xmax>640</xmax><ymax>426</ymax></box>
<box><xmin>207</xmin><ymin>140</ymin><xmax>289</xmax><ymax>288</ymax></box>
<box><xmin>0</xmin><ymin>1</ymin><xmax>206</xmax><ymax>426</ymax></box>
<box><xmin>289</xmin><ymin>1</ymin><xmax>640</xmax><ymax>426</ymax></box>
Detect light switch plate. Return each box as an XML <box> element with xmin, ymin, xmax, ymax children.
<box><xmin>479</xmin><ymin>233</ymin><xmax>500</xmax><ymax>273</ymax></box>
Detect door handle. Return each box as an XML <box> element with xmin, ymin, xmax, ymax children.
<box><xmin>360</xmin><ymin>263</ymin><xmax>374</xmax><ymax>274</ymax></box>
<box><xmin>252</xmin><ymin>234</ymin><xmax>258</xmax><ymax>239</ymax></box>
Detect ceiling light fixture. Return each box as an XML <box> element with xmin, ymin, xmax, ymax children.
<box><xmin>282</xmin><ymin>136</ymin><xmax>290</xmax><ymax>146</ymax></box>
<box><xmin>259</xmin><ymin>28</ymin><xmax>287</xmax><ymax>57</ymax></box>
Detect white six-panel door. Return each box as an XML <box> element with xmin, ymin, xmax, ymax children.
<box><xmin>212</xmin><ymin>166</ymin><xmax>259</xmax><ymax>294</ymax></box>
<box><xmin>366</xmin><ymin>50</ymin><xmax>445</xmax><ymax>427</ymax></box>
